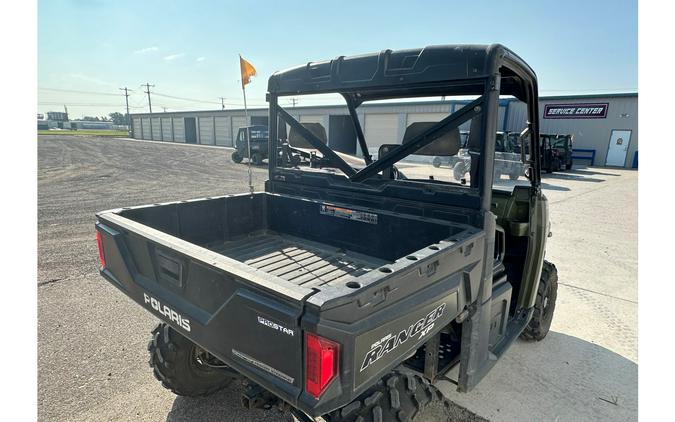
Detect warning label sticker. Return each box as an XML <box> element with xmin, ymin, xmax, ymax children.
<box><xmin>320</xmin><ymin>204</ymin><xmax>378</xmax><ymax>225</ymax></box>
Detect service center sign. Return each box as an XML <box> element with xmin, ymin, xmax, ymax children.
<box><xmin>544</xmin><ymin>103</ymin><xmax>609</xmax><ymax>119</ymax></box>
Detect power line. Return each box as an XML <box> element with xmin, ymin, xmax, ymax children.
<box><xmin>38</xmin><ymin>87</ymin><xmax>122</xmax><ymax>96</ymax></box>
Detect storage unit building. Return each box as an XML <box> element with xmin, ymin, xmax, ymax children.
<box><xmin>129</xmin><ymin>92</ymin><xmax>637</xmax><ymax>168</ymax></box>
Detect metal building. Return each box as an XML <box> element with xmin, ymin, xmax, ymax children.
<box><xmin>129</xmin><ymin>92</ymin><xmax>637</xmax><ymax>168</ymax></box>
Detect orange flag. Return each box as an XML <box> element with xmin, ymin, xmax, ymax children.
<box><xmin>239</xmin><ymin>55</ymin><xmax>257</xmax><ymax>89</ymax></box>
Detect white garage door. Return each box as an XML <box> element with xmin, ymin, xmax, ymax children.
<box><xmin>132</xmin><ymin>117</ymin><xmax>142</xmax><ymax>138</ymax></box>
<box><xmin>215</xmin><ymin>117</ymin><xmax>231</xmax><ymax>146</ymax></box>
<box><xmin>141</xmin><ymin>118</ymin><xmax>151</xmax><ymax>139</ymax></box>
<box><xmin>198</xmin><ymin>117</ymin><xmax>214</xmax><ymax>145</ymax></box>
<box><xmin>365</xmin><ymin>114</ymin><xmax>399</xmax><ymax>156</ymax></box>
<box><xmin>173</xmin><ymin>118</ymin><xmax>185</xmax><ymax>142</ymax></box>
<box><xmin>151</xmin><ymin>118</ymin><xmax>161</xmax><ymax>140</ymax></box>
<box><xmin>161</xmin><ymin>118</ymin><xmax>173</xmax><ymax>142</ymax></box>
<box><xmin>406</xmin><ymin>112</ymin><xmax>448</xmax><ymax>127</ymax></box>
<box><xmin>232</xmin><ymin>116</ymin><xmax>249</xmax><ymax>141</ymax></box>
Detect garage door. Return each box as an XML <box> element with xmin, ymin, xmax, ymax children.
<box><xmin>132</xmin><ymin>117</ymin><xmax>142</xmax><ymax>139</ymax></box>
<box><xmin>406</xmin><ymin>112</ymin><xmax>448</xmax><ymax>127</ymax></box>
<box><xmin>151</xmin><ymin>118</ymin><xmax>161</xmax><ymax>140</ymax></box>
<box><xmin>232</xmin><ymin>116</ymin><xmax>249</xmax><ymax>141</ymax></box>
<box><xmin>215</xmin><ymin>117</ymin><xmax>231</xmax><ymax>146</ymax></box>
<box><xmin>161</xmin><ymin>118</ymin><xmax>173</xmax><ymax>142</ymax></box>
<box><xmin>141</xmin><ymin>118</ymin><xmax>151</xmax><ymax>139</ymax></box>
<box><xmin>365</xmin><ymin>114</ymin><xmax>399</xmax><ymax>156</ymax></box>
<box><xmin>173</xmin><ymin>118</ymin><xmax>185</xmax><ymax>142</ymax></box>
<box><xmin>198</xmin><ymin>117</ymin><xmax>214</xmax><ymax>145</ymax></box>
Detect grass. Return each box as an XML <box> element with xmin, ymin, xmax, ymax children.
<box><xmin>38</xmin><ymin>129</ymin><xmax>129</xmax><ymax>137</ymax></box>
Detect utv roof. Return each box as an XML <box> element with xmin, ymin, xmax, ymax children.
<box><xmin>268</xmin><ymin>44</ymin><xmax>537</xmax><ymax>102</ymax></box>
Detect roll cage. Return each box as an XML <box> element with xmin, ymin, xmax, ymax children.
<box><xmin>266</xmin><ymin>44</ymin><xmax>541</xmax><ymax>212</ymax></box>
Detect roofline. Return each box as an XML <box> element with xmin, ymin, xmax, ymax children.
<box><xmin>539</xmin><ymin>92</ymin><xmax>637</xmax><ymax>100</ymax></box>
<box><xmin>129</xmin><ymin>92</ymin><xmax>637</xmax><ymax>117</ymax></box>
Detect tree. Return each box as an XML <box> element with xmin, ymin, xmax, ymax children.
<box><xmin>82</xmin><ymin>116</ymin><xmax>100</xmax><ymax>121</ymax></box>
<box><xmin>108</xmin><ymin>112</ymin><xmax>128</xmax><ymax>125</ymax></box>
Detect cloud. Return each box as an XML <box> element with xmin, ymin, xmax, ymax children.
<box><xmin>134</xmin><ymin>46</ymin><xmax>158</xmax><ymax>55</ymax></box>
<box><xmin>164</xmin><ymin>53</ymin><xmax>185</xmax><ymax>61</ymax></box>
<box><xmin>196</xmin><ymin>57</ymin><xmax>206</xmax><ymax>62</ymax></box>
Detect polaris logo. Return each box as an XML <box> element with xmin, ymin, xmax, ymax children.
<box><xmin>143</xmin><ymin>293</ymin><xmax>191</xmax><ymax>332</ymax></box>
<box><xmin>360</xmin><ymin>303</ymin><xmax>446</xmax><ymax>372</ymax></box>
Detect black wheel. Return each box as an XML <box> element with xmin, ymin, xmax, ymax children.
<box><xmin>453</xmin><ymin>162</ymin><xmax>466</xmax><ymax>181</ymax></box>
<box><xmin>148</xmin><ymin>323</ymin><xmax>236</xmax><ymax>397</ymax></box>
<box><xmin>432</xmin><ymin>157</ymin><xmax>442</xmax><ymax>168</ymax></box>
<box><xmin>551</xmin><ymin>159</ymin><xmax>561</xmax><ymax>172</ymax></box>
<box><xmin>521</xmin><ymin>261</ymin><xmax>558</xmax><ymax>341</ymax></box>
<box><xmin>565</xmin><ymin>162</ymin><xmax>573</xmax><ymax>170</ymax></box>
<box><xmin>231</xmin><ymin>151</ymin><xmax>243</xmax><ymax>163</ymax></box>
<box><xmin>251</xmin><ymin>153</ymin><xmax>263</xmax><ymax>166</ymax></box>
<box><xmin>323</xmin><ymin>369</ymin><xmax>447</xmax><ymax>422</ymax></box>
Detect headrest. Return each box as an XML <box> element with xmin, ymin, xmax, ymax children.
<box><xmin>401</xmin><ymin>122</ymin><xmax>461</xmax><ymax>156</ymax></box>
<box><xmin>288</xmin><ymin>123</ymin><xmax>327</xmax><ymax>148</ymax></box>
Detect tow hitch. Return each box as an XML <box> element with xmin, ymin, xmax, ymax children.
<box><xmin>240</xmin><ymin>382</ymin><xmax>279</xmax><ymax>410</ymax></box>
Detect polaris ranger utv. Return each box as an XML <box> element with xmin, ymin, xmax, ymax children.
<box><xmin>231</xmin><ymin>125</ymin><xmax>270</xmax><ymax>165</ymax></box>
<box><xmin>95</xmin><ymin>44</ymin><xmax>557</xmax><ymax>421</ymax></box>
<box><xmin>540</xmin><ymin>133</ymin><xmax>574</xmax><ymax>172</ymax></box>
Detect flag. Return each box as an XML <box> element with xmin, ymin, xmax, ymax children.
<box><xmin>239</xmin><ymin>55</ymin><xmax>257</xmax><ymax>89</ymax></box>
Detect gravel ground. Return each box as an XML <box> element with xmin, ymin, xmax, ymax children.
<box><xmin>38</xmin><ymin>135</ymin><xmax>636</xmax><ymax>422</ymax></box>
<box><xmin>37</xmin><ymin>136</ymin><xmax>487</xmax><ymax>422</ymax></box>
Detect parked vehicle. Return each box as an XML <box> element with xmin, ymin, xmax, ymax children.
<box><xmin>231</xmin><ymin>125</ymin><xmax>269</xmax><ymax>165</ymax></box>
<box><xmin>432</xmin><ymin>130</ymin><xmax>468</xmax><ymax>168</ymax></box>
<box><xmin>96</xmin><ymin>44</ymin><xmax>557</xmax><ymax>421</ymax></box>
<box><xmin>452</xmin><ymin>131</ymin><xmax>527</xmax><ymax>181</ymax></box>
<box><xmin>540</xmin><ymin>133</ymin><xmax>574</xmax><ymax>172</ymax></box>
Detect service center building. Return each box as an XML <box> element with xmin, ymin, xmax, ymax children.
<box><xmin>538</xmin><ymin>93</ymin><xmax>638</xmax><ymax>168</ymax></box>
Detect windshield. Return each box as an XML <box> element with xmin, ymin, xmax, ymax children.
<box><xmin>271</xmin><ymin>93</ymin><xmax>534</xmax><ymax>191</ymax></box>
<box><xmin>550</xmin><ymin>137</ymin><xmax>569</xmax><ymax>149</ymax></box>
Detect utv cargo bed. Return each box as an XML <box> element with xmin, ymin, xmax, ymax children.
<box><xmin>210</xmin><ymin>231</ymin><xmax>388</xmax><ymax>288</ymax></box>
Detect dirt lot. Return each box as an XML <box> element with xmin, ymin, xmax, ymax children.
<box><xmin>38</xmin><ymin>135</ymin><xmax>637</xmax><ymax>421</ymax></box>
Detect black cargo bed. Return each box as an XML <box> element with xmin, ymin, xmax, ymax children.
<box><xmin>208</xmin><ymin>231</ymin><xmax>388</xmax><ymax>288</ymax></box>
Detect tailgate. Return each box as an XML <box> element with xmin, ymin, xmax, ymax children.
<box><xmin>96</xmin><ymin>212</ymin><xmax>315</xmax><ymax>405</ymax></box>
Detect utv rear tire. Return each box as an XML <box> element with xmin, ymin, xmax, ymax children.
<box><xmin>148</xmin><ymin>323</ymin><xmax>234</xmax><ymax>397</ymax></box>
<box><xmin>231</xmin><ymin>151</ymin><xmax>243</xmax><ymax>163</ymax></box>
<box><xmin>521</xmin><ymin>261</ymin><xmax>558</xmax><ymax>341</ymax></box>
<box><xmin>323</xmin><ymin>370</ymin><xmax>447</xmax><ymax>422</ymax></box>
<box><xmin>251</xmin><ymin>153</ymin><xmax>263</xmax><ymax>166</ymax></box>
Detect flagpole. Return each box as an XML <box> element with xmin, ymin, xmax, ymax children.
<box><xmin>241</xmin><ymin>55</ymin><xmax>253</xmax><ymax>195</ymax></box>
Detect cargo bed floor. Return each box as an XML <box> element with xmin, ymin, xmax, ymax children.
<box><xmin>208</xmin><ymin>231</ymin><xmax>389</xmax><ymax>288</ymax></box>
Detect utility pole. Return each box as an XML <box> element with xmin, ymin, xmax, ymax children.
<box><xmin>219</xmin><ymin>97</ymin><xmax>226</xmax><ymax>110</ymax></box>
<box><xmin>290</xmin><ymin>98</ymin><xmax>299</xmax><ymax>108</ymax></box>
<box><xmin>119</xmin><ymin>87</ymin><xmax>132</xmax><ymax>128</ymax></box>
<box><xmin>162</xmin><ymin>106</ymin><xmax>168</xmax><ymax>112</ymax></box>
<box><xmin>142</xmin><ymin>83</ymin><xmax>155</xmax><ymax>113</ymax></box>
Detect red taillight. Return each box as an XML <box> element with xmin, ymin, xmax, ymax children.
<box><xmin>96</xmin><ymin>231</ymin><xmax>106</xmax><ymax>269</ymax></box>
<box><xmin>305</xmin><ymin>332</ymin><xmax>339</xmax><ymax>399</ymax></box>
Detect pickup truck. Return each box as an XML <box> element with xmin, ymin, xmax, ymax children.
<box><xmin>96</xmin><ymin>44</ymin><xmax>558</xmax><ymax>421</ymax></box>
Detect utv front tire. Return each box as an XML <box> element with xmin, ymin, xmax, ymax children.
<box><xmin>231</xmin><ymin>151</ymin><xmax>243</xmax><ymax>163</ymax></box>
<box><xmin>521</xmin><ymin>261</ymin><xmax>558</xmax><ymax>341</ymax></box>
<box><xmin>148</xmin><ymin>323</ymin><xmax>234</xmax><ymax>397</ymax></box>
<box><xmin>323</xmin><ymin>370</ymin><xmax>447</xmax><ymax>422</ymax></box>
